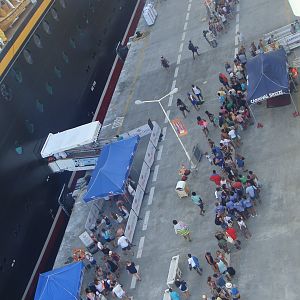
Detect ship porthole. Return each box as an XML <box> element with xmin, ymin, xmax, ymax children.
<box><xmin>51</xmin><ymin>8</ymin><xmax>59</xmax><ymax>21</ymax></box>
<box><xmin>59</xmin><ymin>0</ymin><xmax>66</xmax><ymax>8</ymax></box>
<box><xmin>11</xmin><ymin>68</ymin><xmax>23</xmax><ymax>83</ymax></box>
<box><xmin>23</xmin><ymin>49</ymin><xmax>33</xmax><ymax>64</ymax></box>
<box><xmin>33</xmin><ymin>34</ymin><xmax>42</xmax><ymax>48</ymax></box>
<box><xmin>54</xmin><ymin>66</ymin><xmax>62</xmax><ymax>78</ymax></box>
<box><xmin>42</xmin><ymin>20</ymin><xmax>51</xmax><ymax>35</ymax></box>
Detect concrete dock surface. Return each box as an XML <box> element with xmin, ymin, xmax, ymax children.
<box><xmin>55</xmin><ymin>0</ymin><xmax>300</xmax><ymax>299</ymax></box>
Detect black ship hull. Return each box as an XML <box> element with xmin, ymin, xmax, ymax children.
<box><xmin>0</xmin><ymin>0</ymin><xmax>138</xmax><ymax>298</ymax></box>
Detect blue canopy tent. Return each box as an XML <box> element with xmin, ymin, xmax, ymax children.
<box><xmin>34</xmin><ymin>262</ymin><xmax>84</xmax><ymax>300</ymax></box>
<box><xmin>247</xmin><ymin>48</ymin><xmax>290</xmax><ymax>105</ymax></box>
<box><xmin>84</xmin><ymin>135</ymin><xmax>140</xmax><ymax>202</ymax></box>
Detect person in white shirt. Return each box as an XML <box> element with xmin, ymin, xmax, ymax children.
<box><xmin>117</xmin><ymin>235</ymin><xmax>134</xmax><ymax>255</ymax></box>
<box><xmin>237</xmin><ymin>216</ymin><xmax>252</xmax><ymax>239</ymax></box>
<box><xmin>192</xmin><ymin>84</ymin><xmax>204</xmax><ymax>101</ymax></box>
<box><xmin>228</xmin><ymin>128</ymin><xmax>241</xmax><ymax>147</ymax></box>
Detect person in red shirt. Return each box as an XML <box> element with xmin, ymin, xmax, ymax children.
<box><xmin>219</xmin><ymin>73</ymin><xmax>230</xmax><ymax>89</ymax></box>
<box><xmin>231</xmin><ymin>180</ymin><xmax>242</xmax><ymax>189</ymax></box>
<box><xmin>197</xmin><ymin>116</ymin><xmax>209</xmax><ymax>137</ymax></box>
<box><xmin>210</xmin><ymin>170</ymin><xmax>221</xmax><ymax>186</ymax></box>
<box><xmin>226</xmin><ymin>227</ymin><xmax>241</xmax><ymax>250</ymax></box>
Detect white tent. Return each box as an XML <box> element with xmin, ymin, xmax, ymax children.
<box><xmin>289</xmin><ymin>0</ymin><xmax>300</xmax><ymax>16</ymax></box>
<box><xmin>41</xmin><ymin>121</ymin><xmax>101</xmax><ymax>158</ymax></box>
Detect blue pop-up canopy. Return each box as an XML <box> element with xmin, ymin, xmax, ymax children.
<box><xmin>34</xmin><ymin>262</ymin><xmax>84</xmax><ymax>300</ymax></box>
<box><xmin>84</xmin><ymin>135</ymin><xmax>140</xmax><ymax>202</ymax></box>
<box><xmin>247</xmin><ymin>48</ymin><xmax>289</xmax><ymax>105</ymax></box>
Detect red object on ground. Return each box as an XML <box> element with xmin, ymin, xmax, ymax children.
<box><xmin>226</xmin><ymin>227</ymin><xmax>237</xmax><ymax>240</ymax></box>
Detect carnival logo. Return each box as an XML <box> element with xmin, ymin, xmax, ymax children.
<box><xmin>250</xmin><ymin>90</ymin><xmax>284</xmax><ymax>104</ymax></box>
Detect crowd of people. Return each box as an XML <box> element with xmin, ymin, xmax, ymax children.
<box><xmin>168</xmin><ymin>36</ymin><xmax>265</xmax><ymax>300</ymax></box>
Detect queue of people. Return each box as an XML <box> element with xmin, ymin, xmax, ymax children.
<box><xmin>167</xmin><ymin>39</ymin><xmax>265</xmax><ymax>300</ymax></box>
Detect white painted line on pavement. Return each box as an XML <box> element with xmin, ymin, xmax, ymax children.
<box><xmin>148</xmin><ymin>186</ymin><xmax>155</xmax><ymax>205</ymax></box>
<box><xmin>235</xmin><ymin>35</ymin><xmax>239</xmax><ymax>46</ymax></box>
<box><xmin>162</xmin><ymin>126</ymin><xmax>167</xmax><ymax>140</ymax></box>
<box><xmin>164</xmin><ymin>110</ymin><xmax>170</xmax><ymax>123</ymax></box>
<box><xmin>137</xmin><ymin>237</ymin><xmax>145</xmax><ymax>258</ymax></box>
<box><xmin>179</xmin><ymin>42</ymin><xmax>184</xmax><ymax>53</ymax></box>
<box><xmin>157</xmin><ymin>145</ymin><xmax>164</xmax><ymax>160</ymax></box>
<box><xmin>236</xmin><ymin>14</ymin><xmax>239</xmax><ymax>23</ymax></box>
<box><xmin>152</xmin><ymin>165</ymin><xmax>160</xmax><ymax>182</ymax></box>
<box><xmin>234</xmin><ymin>47</ymin><xmax>238</xmax><ymax>55</ymax></box>
<box><xmin>184</xmin><ymin>22</ymin><xmax>188</xmax><ymax>31</ymax></box>
<box><xmin>174</xmin><ymin>66</ymin><xmax>179</xmax><ymax>79</ymax></box>
<box><xmin>185</xmin><ymin>12</ymin><xmax>190</xmax><ymax>21</ymax></box>
<box><xmin>235</xmin><ymin>23</ymin><xmax>239</xmax><ymax>34</ymax></box>
<box><xmin>236</xmin><ymin>4</ymin><xmax>240</xmax><ymax>12</ymax></box>
<box><xmin>171</xmin><ymin>80</ymin><xmax>177</xmax><ymax>90</ymax></box>
<box><xmin>130</xmin><ymin>265</ymin><xmax>140</xmax><ymax>288</ymax></box>
<box><xmin>187</xmin><ymin>3</ymin><xmax>191</xmax><ymax>11</ymax></box>
<box><xmin>182</xmin><ymin>31</ymin><xmax>186</xmax><ymax>41</ymax></box>
<box><xmin>142</xmin><ymin>211</ymin><xmax>150</xmax><ymax>231</ymax></box>
<box><xmin>177</xmin><ymin>54</ymin><xmax>182</xmax><ymax>65</ymax></box>
<box><xmin>168</xmin><ymin>94</ymin><xmax>174</xmax><ymax>107</ymax></box>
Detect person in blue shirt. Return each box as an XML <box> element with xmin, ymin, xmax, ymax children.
<box><xmin>241</xmin><ymin>195</ymin><xmax>257</xmax><ymax>217</ymax></box>
<box><xmin>187</xmin><ymin>253</ymin><xmax>203</xmax><ymax>275</ymax></box>
<box><xmin>169</xmin><ymin>288</ymin><xmax>180</xmax><ymax>300</ymax></box>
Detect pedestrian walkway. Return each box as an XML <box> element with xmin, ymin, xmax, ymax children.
<box><xmin>54</xmin><ymin>0</ymin><xmax>300</xmax><ymax>299</ymax></box>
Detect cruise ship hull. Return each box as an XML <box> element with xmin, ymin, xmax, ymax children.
<box><xmin>0</xmin><ymin>0</ymin><xmax>138</xmax><ymax>298</ymax></box>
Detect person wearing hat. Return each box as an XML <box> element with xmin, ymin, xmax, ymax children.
<box><xmin>226</xmin><ymin>283</ymin><xmax>240</xmax><ymax>300</ymax></box>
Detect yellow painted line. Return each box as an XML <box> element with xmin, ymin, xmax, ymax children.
<box><xmin>0</xmin><ymin>0</ymin><xmax>53</xmax><ymax>76</ymax></box>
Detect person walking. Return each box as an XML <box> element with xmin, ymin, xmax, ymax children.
<box><xmin>126</xmin><ymin>260</ymin><xmax>141</xmax><ymax>281</ymax></box>
<box><xmin>173</xmin><ymin>220</ymin><xmax>192</xmax><ymax>241</ymax></box>
<box><xmin>218</xmin><ymin>73</ymin><xmax>230</xmax><ymax>89</ymax></box>
<box><xmin>187</xmin><ymin>253</ymin><xmax>203</xmax><ymax>275</ymax></box>
<box><xmin>192</xmin><ymin>84</ymin><xmax>204</xmax><ymax>101</ymax></box>
<box><xmin>197</xmin><ymin>116</ymin><xmax>209</xmax><ymax>137</ymax></box>
<box><xmin>177</xmin><ymin>98</ymin><xmax>190</xmax><ymax>118</ymax></box>
<box><xmin>169</xmin><ymin>288</ymin><xmax>181</xmax><ymax>300</ymax></box>
<box><xmin>161</xmin><ymin>56</ymin><xmax>170</xmax><ymax>69</ymax></box>
<box><xmin>187</xmin><ymin>93</ymin><xmax>201</xmax><ymax>110</ymax></box>
<box><xmin>191</xmin><ymin>192</ymin><xmax>205</xmax><ymax>215</ymax></box>
<box><xmin>188</xmin><ymin>40</ymin><xmax>200</xmax><ymax>59</ymax></box>
<box><xmin>175</xmin><ymin>279</ymin><xmax>191</xmax><ymax>298</ymax></box>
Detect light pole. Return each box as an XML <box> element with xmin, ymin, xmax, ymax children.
<box><xmin>135</xmin><ymin>88</ymin><xmax>195</xmax><ymax>168</ymax></box>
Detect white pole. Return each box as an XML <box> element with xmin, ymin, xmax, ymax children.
<box><xmin>289</xmin><ymin>93</ymin><xmax>299</xmax><ymax>112</ymax></box>
<box><xmin>248</xmin><ymin>105</ymin><xmax>258</xmax><ymax>124</ymax></box>
<box><xmin>158</xmin><ymin>101</ymin><xmax>196</xmax><ymax>168</ymax></box>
